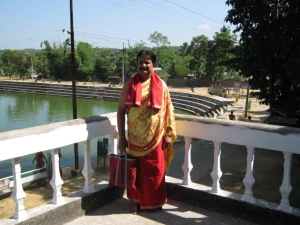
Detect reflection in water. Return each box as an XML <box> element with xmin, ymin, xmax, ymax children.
<box><xmin>0</xmin><ymin>91</ymin><xmax>190</xmax><ymax>178</ymax></box>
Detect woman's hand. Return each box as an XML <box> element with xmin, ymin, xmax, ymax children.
<box><xmin>119</xmin><ymin>137</ymin><xmax>128</xmax><ymax>152</ymax></box>
<box><xmin>163</xmin><ymin>135</ymin><xmax>173</xmax><ymax>149</ymax></box>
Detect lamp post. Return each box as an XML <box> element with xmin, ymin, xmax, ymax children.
<box><xmin>69</xmin><ymin>0</ymin><xmax>80</xmax><ymax>177</ymax></box>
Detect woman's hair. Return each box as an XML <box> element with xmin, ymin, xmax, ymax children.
<box><xmin>136</xmin><ymin>50</ymin><xmax>156</xmax><ymax>64</ymax></box>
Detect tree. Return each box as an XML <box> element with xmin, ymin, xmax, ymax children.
<box><xmin>94</xmin><ymin>48</ymin><xmax>117</xmax><ymax>82</ymax></box>
<box><xmin>35</xmin><ymin>52</ymin><xmax>49</xmax><ymax>77</ymax></box>
<box><xmin>154</xmin><ymin>46</ymin><xmax>176</xmax><ymax>73</ymax></box>
<box><xmin>1</xmin><ymin>50</ymin><xmax>29</xmax><ymax>79</ymax></box>
<box><xmin>185</xmin><ymin>35</ymin><xmax>209</xmax><ymax>78</ymax></box>
<box><xmin>40</xmin><ymin>40</ymin><xmax>70</xmax><ymax>80</ymax></box>
<box><xmin>169</xmin><ymin>54</ymin><xmax>192</xmax><ymax>78</ymax></box>
<box><xmin>148</xmin><ymin>31</ymin><xmax>170</xmax><ymax>47</ymax></box>
<box><xmin>225</xmin><ymin>0</ymin><xmax>300</xmax><ymax>113</ymax></box>
<box><xmin>179</xmin><ymin>42</ymin><xmax>189</xmax><ymax>56</ymax></box>
<box><xmin>76</xmin><ymin>42</ymin><xmax>95</xmax><ymax>81</ymax></box>
<box><xmin>210</xmin><ymin>26</ymin><xmax>237</xmax><ymax>81</ymax></box>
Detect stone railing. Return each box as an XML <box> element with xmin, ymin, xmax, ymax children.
<box><xmin>0</xmin><ymin>113</ymin><xmax>299</xmax><ymax>222</ymax></box>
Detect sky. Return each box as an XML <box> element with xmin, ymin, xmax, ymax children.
<box><xmin>0</xmin><ymin>0</ymin><xmax>235</xmax><ymax>50</ymax></box>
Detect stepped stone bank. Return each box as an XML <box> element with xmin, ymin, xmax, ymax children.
<box><xmin>0</xmin><ymin>80</ymin><xmax>233</xmax><ymax>118</ymax></box>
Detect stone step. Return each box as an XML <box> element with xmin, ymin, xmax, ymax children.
<box><xmin>0</xmin><ymin>81</ymin><xmax>232</xmax><ymax>118</ymax></box>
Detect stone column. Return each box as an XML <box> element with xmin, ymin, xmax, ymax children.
<box><xmin>82</xmin><ymin>140</ymin><xmax>95</xmax><ymax>193</ymax></box>
<box><xmin>11</xmin><ymin>157</ymin><xmax>28</xmax><ymax>221</ymax></box>
<box><xmin>278</xmin><ymin>152</ymin><xmax>292</xmax><ymax>212</ymax></box>
<box><xmin>211</xmin><ymin>141</ymin><xmax>222</xmax><ymax>193</ymax></box>
<box><xmin>242</xmin><ymin>146</ymin><xmax>255</xmax><ymax>203</ymax></box>
<box><xmin>50</xmin><ymin>148</ymin><xmax>64</xmax><ymax>205</ymax></box>
<box><xmin>182</xmin><ymin>136</ymin><xmax>193</xmax><ymax>185</ymax></box>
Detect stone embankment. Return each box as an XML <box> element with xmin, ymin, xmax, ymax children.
<box><xmin>0</xmin><ymin>80</ymin><xmax>233</xmax><ymax>118</ymax></box>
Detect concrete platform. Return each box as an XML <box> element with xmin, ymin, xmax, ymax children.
<box><xmin>65</xmin><ymin>197</ymin><xmax>256</xmax><ymax>225</ymax></box>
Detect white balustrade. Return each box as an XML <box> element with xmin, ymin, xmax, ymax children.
<box><xmin>182</xmin><ymin>136</ymin><xmax>193</xmax><ymax>185</ymax></box>
<box><xmin>278</xmin><ymin>151</ymin><xmax>292</xmax><ymax>212</ymax></box>
<box><xmin>242</xmin><ymin>146</ymin><xmax>255</xmax><ymax>203</ymax></box>
<box><xmin>11</xmin><ymin>157</ymin><xmax>28</xmax><ymax>221</ymax></box>
<box><xmin>50</xmin><ymin>148</ymin><xmax>64</xmax><ymax>205</ymax></box>
<box><xmin>0</xmin><ymin>113</ymin><xmax>299</xmax><ymax>222</ymax></box>
<box><xmin>82</xmin><ymin>140</ymin><xmax>95</xmax><ymax>193</ymax></box>
<box><xmin>211</xmin><ymin>141</ymin><xmax>222</xmax><ymax>193</ymax></box>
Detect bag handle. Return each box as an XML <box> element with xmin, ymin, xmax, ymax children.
<box><xmin>114</xmin><ymin>152</ymin><xmax>128</xmax><ymax>187</ymax></box>
<box><xmin>124</xmin><ymin>153</ymin><xmax>128</xmax><ymax>187</ymax></box>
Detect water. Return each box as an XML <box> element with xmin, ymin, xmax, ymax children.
<box><xmin>0</xmin><ymin>91</ymin><xmax>190</xmax><ymax>178</ymax></box>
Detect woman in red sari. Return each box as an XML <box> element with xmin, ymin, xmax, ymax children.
<box><xmin>117</xmin><ymin>50</ymin><xmax>176</xmax><ymax>214</ymax></box>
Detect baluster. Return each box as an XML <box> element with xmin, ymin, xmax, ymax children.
<box><xmin>50</xmin><ymin>148</ymin><xmax>64</xmax><ymax>205</ymax></box>
<box><xmin>82</xmin><ymin>140</ymin><xmax>95</xmax><ymax>193</ymax></box>
<box><xmin>242</xmin><ymin>146</ymin><xmax>255</xmax><ymax>202</ymax></box>
<box><xmin>11</xmin><ymin>157</ymin><xmax>28</xmax><ymax>221</ymax></box>
<box><xmin>278</xmin><ymin>152</ymin><xmax>292</xmax><ymax>212</ymax></box>
<box><xmin>211</xmin><ymin>141</ymin><xmax>222</xmax><ymax>193</ymax></box>
<box><xmin>182</xmin><ymin>136</ymin><xmax>193</xmax><ymax>185</ymax></box>
<box><xmin>110</xmin><ymin>132</ymin><xmax>118</xmax><ymax>155</ymax></box>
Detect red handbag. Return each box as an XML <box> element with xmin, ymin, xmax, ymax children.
<box><xmin>108</xmin><ymin>153</ymin><xmax>137</xmax><ymax>188</ymax></box>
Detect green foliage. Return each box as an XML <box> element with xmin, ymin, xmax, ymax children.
<box><xmin>178</xmin><ymin>28</ymin><xmax>238</xmax><ymax>81</ymax></box>
<box><xmin>225</xmin><ymin>0</ymin><xmax>300</xmax><ymax>112</ymax></box>
<box><xmin>148</xmin><ymin>31</ymin><xmax>170</xmax><ymax>47</ymax></box>
<box><xmin>0</xmin><ymin>58</ymin><xmax>4</xmax><ymax>76</ymax></box>
<box><xmin>0</xmin><ymin>29</ymin><xmax>239</xmax><ymax>89</ymax></box>
<box><xmin>40</xmin><ymin>40</ymin><xmax>70</xmax><ymax>80</ymax></box>
<box><xmin>169</xmin><ymin>54</ymin><xmax>192</xmax><ymax>78</ymax></box>
<box><xmin>186</xmin><ymin>35</ymin><xmax>209</xmax><ymax>77</ymax></box>
<box><xmin>76</xmin><ymin>42</ymin><xmax>96</xmax><ymax>81</ymax></box>
<box><xmin>0</xmin><ymin>50</ymin><xmax>31</xmax><ymax>79</ymax></box>
<box><xmin>94</xmin><ymin>48</ymin><xmax>117</xmax><ymax>82</ymax></box>
<box><xmin>152</xmin><ymin>45</ymin><xmax>176</xmax><ymax>72</ymax></box>
<box><xmin>155</xmin><ymin>69</ymin><xmax>170</xmax><ymax>79</ymax></box>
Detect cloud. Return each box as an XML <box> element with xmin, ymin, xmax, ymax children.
<box><xmin>198</xmin><ymin>24</ymin><xmax>211</xmax><ymax>30</ymax></box>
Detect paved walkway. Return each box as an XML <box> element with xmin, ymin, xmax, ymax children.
<box><xmin>217</xmin><ymin>96</ymin><xmax>270</xmax><ymax>123</ymax></box>
<box><xmin>66</xmin><ymin>197</ymin><xmax>256</xmax><ymax>225</ymax></box>
<box><xmin>168</xmin><ymin>86</ymin><xmax>270</xmax><ymax>123</ymax></box>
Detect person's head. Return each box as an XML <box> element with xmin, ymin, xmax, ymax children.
<box><xmin>231</xmin><ymin>111</ymin><xmax>233</xmax><ymax>114</ymax></box>
<box><xmin>136</xmin><ymin>50</ymin><xmax>156</xmax><ymax>80</ymax></box>
<box><xmin>248</xmin><ymin>116</ymin><xmax>251</xmax><ymax>120</ymax></box>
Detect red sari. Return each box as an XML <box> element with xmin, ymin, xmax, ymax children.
<box><xmin>124</xmin><ymin>72</ymin><xmax>176</xmax><ymax>209</ymax></box>
<box><xmin>127</xmin><ymin>139</ymin><xmax>166</xmax><ymax>209</ymax></box>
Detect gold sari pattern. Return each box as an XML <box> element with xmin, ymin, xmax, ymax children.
<box><xmin>126</xmin><ymin>77</ymin><xmax>176</xmax><ymax>171</ymax></box>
